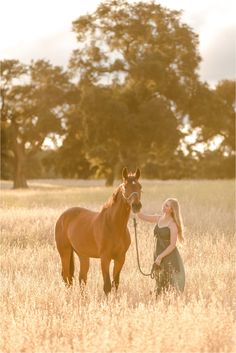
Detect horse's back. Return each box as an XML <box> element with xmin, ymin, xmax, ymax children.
<box><xmin>58</xmin><ymin>206</ymin><xmax>96</xmax><ymax>221</ymax></box>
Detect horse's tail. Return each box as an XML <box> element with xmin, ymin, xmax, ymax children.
<box><xmin>55</xmin><ymin>213</ymin><xmax>74</xmax><ymax>284</ymax></box>
<box><xmin>69</xmin><ymin>247</ymin><xmax>75</xmax><ymax>279</ymax></box>
<box><xmin>55</xmin><ymin>214</ymin><xmax>65</xmax><ymax>249</ymax></box>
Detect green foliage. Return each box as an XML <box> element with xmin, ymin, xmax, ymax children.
<box><xmin>71</xmin><ymin>0</ymin><xmax>200</xmax><ymax>90</ymax></box>
<box><xmin>188</xmin><ymin>80</ymin><xmax>235</xmax><ymax>154</ymax></box>
<box><xmin>1</xmin><ymin>2</ymin><xmax>234</xmax><ymax>184</ymax></box>
<box><xmin>1</xmin><ymin>59</ymin><xmax>72</xmax><ymax>187</ymax></box>
<box><xmin>67</xmin><ymin>0</ymin><xmax>203</xmax><ymax>183</ymax></box>
<box><xmin>214</xmin><ymin>80</ymin><xmax>235</xmax><ymax>152</ymax></box>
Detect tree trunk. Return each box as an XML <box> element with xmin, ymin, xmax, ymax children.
<box><xmin>105</xmin><ymin>170</ymin><xmax>114</xmax><ymax>186</ymax></box>
<box><xmin>11</xmin><ymin>118</ymin><xmax>28</xmax><ymax>189</ymax></box>
<box><xmin>13</xmin><ymin>145</ymin><xmax>28</xmax><ymax>189</ymax></box>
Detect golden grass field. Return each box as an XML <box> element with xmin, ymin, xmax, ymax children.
<box><xmin>0</xmin><ymin>179</ymin><xmax>235</xmax><ymax>353</ymax></box>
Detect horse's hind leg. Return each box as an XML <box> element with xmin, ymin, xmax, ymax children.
<box><xmin>79</xmin><ymin>256</ymin><xmax>89</xmax><ymax>286</ymax></box>
<box><xmin>59</xmin><ymin>246</ymin><xmax>74</xmax><ymax>286</ymax></box>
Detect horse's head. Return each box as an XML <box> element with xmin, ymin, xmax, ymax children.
<box><xmin>121</xmin><ymin>167</ymin><xmax>142</xmax><ymax>213</ymax></box>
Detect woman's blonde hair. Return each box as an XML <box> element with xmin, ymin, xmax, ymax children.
<box><xmin>166</xmin><ymin>198</ymin><xmax>184</xmax><ymax>243</ymax></box>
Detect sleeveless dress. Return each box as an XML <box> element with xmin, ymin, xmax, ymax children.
<box><xmin>153</xmin><ymin>224</ymin><xmax>185</xmax><ymax>295</ymax></box>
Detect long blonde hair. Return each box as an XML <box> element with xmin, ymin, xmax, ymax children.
<box><xmin>166</xmin><ymin>198</ymin><xmax>184</xmax><ymax>243</ymax></box>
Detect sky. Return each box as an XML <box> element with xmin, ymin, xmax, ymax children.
<box><xmin>0</xmin><ymin>0</ymin><xmax>235</xmax><ymax>87</ymax></box>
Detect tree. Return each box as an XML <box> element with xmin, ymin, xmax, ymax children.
<box><xmin>1</xmin><ymin>60</ymin><xmax>28</xmax><ymax>184</ymax></box>
<box><xmin>187</xmin><ymin>79</ymin><xmax>235</xmax><ymax>159</ymax></box>
<box><xmin>214</xmin><ymin>80</ymin><xmax>235</xmax><ymax>153</ymax></box>
<box><xmin>1</xmin><ymin>59</ymin><xmax>71</xmax><ymax>188</ymax></box>
<box><xmin>196</xmin><ymin>150</ymin><xmax>235</xmax><ymax>179</ymax></box>
<box><xmin>70</xmin><ymin>0</ymin><xmax>200</xmax><ymax>90</ymax></box>
<box><xmin>68</xmin><ymin>0</ymin><xmax>202</xmax><ymax>184</ymax></box>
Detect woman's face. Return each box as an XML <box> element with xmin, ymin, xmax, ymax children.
<box><xmin>162</xmin><ymin>200</ymin><xmax>172</xmax><ymax>215</ymax></box>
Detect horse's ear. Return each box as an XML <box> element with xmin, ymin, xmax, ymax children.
<box><xmin>135</xmin><ymin>168</ymin><xmax>141</xmax><ymax>180</ymax></box>
<box><xmin>122</xmin><ymin>167</ymin><xmax>128</xmax><ymax>181</ymax></box>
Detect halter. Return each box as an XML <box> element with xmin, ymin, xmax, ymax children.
<box><xmin>122</xmin><ymin>191</ymin><xmax>139</xmax><ymax>203</ymax></box>
<box><xmin>120</xmin><ymin>184</ymin><xmax>140</xmax><ymax>205</ymax></box>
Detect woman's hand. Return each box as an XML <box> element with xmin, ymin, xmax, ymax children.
<box><xmin>155</xmin><ymin>255</ymin><xmax>163</xmax><ymax>266</ymax></box>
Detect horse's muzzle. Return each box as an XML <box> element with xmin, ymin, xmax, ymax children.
<box><xmin>132</xmin><ymin>201</ymin><xmax>142</xmax><ymax>213</ymax></box>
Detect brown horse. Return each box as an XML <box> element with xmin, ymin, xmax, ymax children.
<box><xmin>55</xmin><ymin>167</ymin><xmax>142</xmax><ymax>295</ymax></box>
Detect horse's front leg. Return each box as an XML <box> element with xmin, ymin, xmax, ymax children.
<box><xmin>112</xmin><ymin>255</ymin><xmax>125</xmax><ymax>291</ymax></box>
<box><xmin>101</xmin><ymin>255</ymin><xmax>112</xmax><ymax>295</ymax></box>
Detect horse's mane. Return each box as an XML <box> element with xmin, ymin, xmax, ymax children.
<box><xmin>102</xmin><ymin>185</ymin><xmax>122</xmax><ymax>210</ymax></box>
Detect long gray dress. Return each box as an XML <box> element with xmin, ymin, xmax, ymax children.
<box><xmin>153</xmin><ymin>224</ymin><xmax>185</xmax><ymax>295</ymax></box>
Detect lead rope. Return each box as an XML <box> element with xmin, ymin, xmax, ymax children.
<box><xmin>133</xmin><ymin>217</ymin><xmax>155</xmax><ymax>279</ymax></box>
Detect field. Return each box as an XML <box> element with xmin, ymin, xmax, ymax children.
<box><xmin>0</xmin><ymin>179</ymin><xmax>235</xmax><ymax>353</ymax></box>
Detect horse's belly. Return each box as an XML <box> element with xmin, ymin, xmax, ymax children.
<box><xmin>68</xmin><ymin>229</ymin><xmax>99</xmax><ymax>258</ymax></box>
<box><xmin>66</xmin><ymin>211</ymin><xmax>99</xmax><ymax>258</ymax></box>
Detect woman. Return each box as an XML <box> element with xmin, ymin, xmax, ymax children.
<box><xmin>137</xmin><ymin>198</ymin><xmax>185</xmax><ymax>295</ymax></box>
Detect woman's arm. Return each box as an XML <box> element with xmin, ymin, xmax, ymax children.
<box><xmin>155</xmin><ymin>223</ymin><xmax>178</xmax><ymax>264</ymax></box>
<box><xmin>137</xmin><ymin>212</ymin><xmax>161</xmax><ymax>223</ymax></box>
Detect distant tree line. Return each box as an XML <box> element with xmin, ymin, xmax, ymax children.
<box><xmin>1</xmin><ymin>0</ymin><xmax>235</xmax><ymax>187</ymax></box>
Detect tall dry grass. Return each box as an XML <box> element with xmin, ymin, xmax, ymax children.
<box><xmin>0</xmin><ymin>179</ymin><xmax>235</xmax><ymax>353</ymax></box>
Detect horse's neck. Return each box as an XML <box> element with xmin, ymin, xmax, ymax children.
<box><xmin>106</xmin><ymin>191</ymin><xmax>130</xmax><ymax>227</ymax></box>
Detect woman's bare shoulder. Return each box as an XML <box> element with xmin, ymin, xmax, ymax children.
<box><xmin>169</xmin><ymin>221</ymin><xmax>178</xmax><ymax>232</ymax></box>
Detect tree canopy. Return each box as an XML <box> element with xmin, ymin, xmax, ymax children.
<box><xmin>67</xmin><ymin>0</ymin><xmax>204</xmax><ymax>183</ymax></box>
<box><xmin>0</xmin><ymin>1</ymin><xmax>235</xmax><ymax>186</ymax></box>
<box><xmin>1</xmin><ymin>59</ymin><xmax>71</xmax><ymax>187</ymax></box>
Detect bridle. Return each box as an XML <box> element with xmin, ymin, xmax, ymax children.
<box><xmin>120</xmin><ymin>184</ymin><xmax>140</xmax><ymax>205</ymax></box>
<box><xmin>122</xmin><ymin>191</ymin><xmax>140</xmax><ymax>204</ymax></box>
